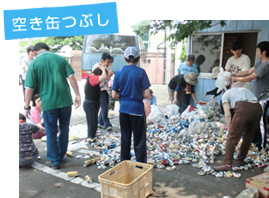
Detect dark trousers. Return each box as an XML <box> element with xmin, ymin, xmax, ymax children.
<box><xmin>224</xmin><ymin>101</ymin><xmax>262</xmax><ymax>165</ymax></box>
<box><xmin>43</xmin><ymin>106</ymin><xmax>72</xmax><ymax>166</ymax></box>
<box><xmin>120</xmin><ymin>113</ymin><xmax>147</xmax><ymax>163</ymax></box>
<box><xmin>98</xmin><ymin>91</ymin><xmax>112</xmax><ymax>128</ymax></box>
<box><xmin>181</xmin><ymin>93</ymin><xmax>191</xmax><ymax>113</ymax></box>
<box><xmin>252</xmin><ymin>100</ymin><xmax>269</xmax><ymax>150</ymax></box>
<box><xmin>21</xmin><ymin>79</ymin><xmax>25</xmax><ymax>101</ymax></box>
<box><xmin>83</xmin><ymin>99</ymin><xmax>100</xmax><ymax>138</ymax></box>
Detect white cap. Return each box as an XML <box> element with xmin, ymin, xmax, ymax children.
<box><xmin>124</xmin><ymin>46</ymin><xmax>140</xmax><ymax>59</ymax></box>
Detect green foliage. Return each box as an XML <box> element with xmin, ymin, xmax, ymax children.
<box><xmin>150</xmin><ymin>20</ymin><xmax>226</xmax><ymax>46</ymax></box>
<box><xmin>45</xmin><ymin>36</ymin><xmax>84</xmax><ymax>52</ymax></box>
<box><xmin>19</xmin><ymin>41</ymin><xmax>30</xmax><ymax>50</ymax></box>
<box><xmin>19</xmin><ymin>36</ymin><xmax>84</xmax><ymax>53</ymax></box>
<box><xmin>132</xmin><ymin>20</ymin><xmax>150</xmax><ymax>38</ymax></box>
<box><xmin>180</xmin><ymin>40</ymin><xmax>187</xmax><ymax>62</ymax></box>
<box><xmin>19</xmin><ymin>38</ymin><xmax>47</xmax><ymax>52</ymax></box>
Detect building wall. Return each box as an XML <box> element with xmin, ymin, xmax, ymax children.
<box><xmin>189</xmin><ymin>20</ymin><xmax>269</xmax><ymax>106</ymax></box>
<box><xmin>194</xmin><ymin>20</ymin><xmax>269</xmax><ymax>62</ymax></box>
<box><xmin>140</xmin><ymin>53</ymin><xmax>165</xmax><ymax>84</ymax></box>
<box><xmin>70</xmin><ymin>50</ymin><xmax>82</xmax><ymax>81</ymax></box>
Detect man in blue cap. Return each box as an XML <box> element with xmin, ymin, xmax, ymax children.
<box><xmin>112</xmin><ymin>46</ymin><xmax>151</xmax><ymax>163</ymax></box>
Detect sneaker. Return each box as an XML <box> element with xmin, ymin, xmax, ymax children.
<box><xmin>98</xmin><ymin>124</ymin><xmax>105</xmax><ymax>129</ymax></box>
<box><xmin>45</xmin><ymin>160</ymin><xmax>60</xmax><ymax>169</ymax></box>
<box><xmin>213</xmin><ymin>164</ymin><xmax>232</xmax><ymax>171</ymax></box>
<box><xmin>88</xmin><ymin>138</ymin><xmax>96</xmax><ymax>143</ymax></box>
<box><xmin>106</xmin><ymin>126</ymin><xmax>113</xmax><ymax>131</ymax></box>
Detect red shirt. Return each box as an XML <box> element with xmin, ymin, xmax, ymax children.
<box><xmin>89</xmin><ymin>75</ymin><xmax>99</xmax><ymax>87</ymax></box>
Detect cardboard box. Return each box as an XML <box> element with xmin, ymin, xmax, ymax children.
<box><xmin>246</xmin><ymin>173</ymin><xmax>269</xmax><ymax>198</ymax></box>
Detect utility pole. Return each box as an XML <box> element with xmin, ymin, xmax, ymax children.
<box><xmin>163</xmin><ymin>28</ymin><xmax>166</xmax><ymax>85</ymax></box>
<box><xmin>164</xmin><ymin>27</ymin><xmax>171</xmax><ymax>84</ymax></box>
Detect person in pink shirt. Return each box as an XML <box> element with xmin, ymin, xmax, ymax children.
<box><xmin>30</xmin><ymin>94</ymin><xmax>46</xmax><ymax>139</ymax></box>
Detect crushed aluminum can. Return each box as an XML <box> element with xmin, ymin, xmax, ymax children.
<box><xmin>67</xmin><ymin>171</ymin><xmax>79</xmax><ymax>177</ymax></box>
<box><xmin>215</xmin><ymin>171</ymin><xmax>224</xmax><ymax>178</ymax></box>
<box><xmin>185</xmin><ymin>157</ymin><xmax>193</xmax><ymax>161</ymax></box>
<box><xmin>232</xmin><ymin>166</ymin><xmax>240</xmax><ymax>171</ymax></box>
<box><xmin>177</xmin><ymin>160</ymin><xmax>184</xmax><ymax>165</ymax></box>
<box><xmin>76</xmin><ymin>155</ymin><xmax>83</xmax><ymax>159</ymax></box>
<box><xmin>183</xmin><ymin>160</ymin><xmax>190</xmax><ymax>164</ymax></box>
<box><xmin>156</xmin><ymin>164</ymin><xmax>165</xmax><ymax>169</ymax></box>
<box><xmin>198</xmin><ymin>171</ymin><xmax>206</xmax><ymax>176</ymax></box>
<box><xmin>167</xmin><ymin>158</ymin><xmax>174</xmax><ymax>166</ymax></box>
<box><xmin>83</xmin><ymin>159</ymin><xmax>93</xmax><ymax>167</ymax></box>
<box><xmin>166</xmin><ymin>166</ymin><xmax>176</xmax><ymax>171</ymax></box>
<box><xmin>201</xmin><ymin>165</ymin><xmax>213</xmax><ymax>174</ymax></box>
<box><xmin>224</xmin><ymin>171</ymin><xmax>233</xmax><ymax>178</ymax></box>
<box><xmin>147</xmin><ymin>159</ymin><xmax>155</xmax><ymax>165</ymax></box>
<box><xmin>109</xmin><ymin>161</ymin><xmax>116</xmax><ymax>167</ymax></box>
<box><xmin>243</xmin><ymin>164</ymin><xmax>249</xmax><ymax>170</ymax></box>
<box><xmin>98</xmin><ymin>165</ymin><xmax>107</xmax><ymax>170</ymax></box>
<box><xmin>85</xmin><ymin>175</ymin><xmax>93</xmax><ymax>183</ymax></box>
<box><xmin>92</xmin><ymin>157</ymin><xmax>100</xmax><ymax>163</ymax></box>
<box><xmin>83</xmin><ymin>155</ymin><xmax>90</xmax><ymax>159</ymax></box>
<box><xmin>232</xmin><ymin>172</ymin><xmax>241</xmax><ymax>178</ymax></box>
<box><xmin>68</xmin><ymin>100</ymin><xmax>269</xmax><ymax>178</ymax></box>
<box><xmin>258</xmin><ymin>163</ymin><xmax>266</xmax><ymax>168</ymax></box>
<box><xmin>66</xmin><ymin>151</ymin><xmax>73</xmax><ymax>157</ymax></box>
<box><xmin>85</xmin><ymin>151</ymin><xmax>94</xmax><ymax>157</ymax></box>
<box><xmin>192</xmin><ymin>163</ymin><xmax>201</xmax><ymax>168</ymax></box>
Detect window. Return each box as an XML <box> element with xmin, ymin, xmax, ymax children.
<box><xmin>85</xmin><ymin>35</ymin><xmax>136</xmax><ymax>54</ymax></box>
<box><xmin>191</xmin><ymin>34</ymin><xmax>222</xmax><ymax>73</ymax></box>
<box><xmin>191</xmin><ymin>32</ymin><xmax>258</xmax><ymax>74</ymax></box>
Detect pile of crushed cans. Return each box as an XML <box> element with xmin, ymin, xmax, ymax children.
<box><xmin>70</xmin><ymin>100</ymin><xmax>269</xmax><ymax>178</ymax></box>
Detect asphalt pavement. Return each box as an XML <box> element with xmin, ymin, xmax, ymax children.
<box><xmin>19</xmin><ymin>82</ymin><xmax>267</xmax><ymax>198</ymax></box>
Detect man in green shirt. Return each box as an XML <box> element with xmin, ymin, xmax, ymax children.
<box><xmin>24</xmin><ymin>42</ymin><xmax>81</xmax><ymax>169</ymax></box>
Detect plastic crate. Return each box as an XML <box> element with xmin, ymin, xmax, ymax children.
<box><xmin>98</xmin><ymin>160</ymin><xmax>153</xmax><ymax>198</ymax></box>
<box><xmin>246</xmin><ymin>173</ymin><xmax>269</xmax><ymax>198</ymax></box>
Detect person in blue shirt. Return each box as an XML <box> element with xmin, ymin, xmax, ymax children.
<box><xmin>112</xmin><ymin>46</ymin><xmax>151</xmax><ymax>163</ymax></box>
<box><xmin>177</xmin><ymin>54</ymin><xmax>199</xmax><ymax>75</ymax></box>
<box><xmin>146</xmin><ymin>89</ymin><xmax>157</xmax><ymax>106</ymax></box>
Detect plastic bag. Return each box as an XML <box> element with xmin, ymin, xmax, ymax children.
<box><xmin>67</xmin><ymin>140</ymin><xmax>88</xmax><ymax>152</ymax></box>
<box><xmin>147</xmin><ymin>105</ymin><xmax>166</xmax><ymax>124</ymax></box>
<box><xmin>197</xmin><ymin>105</ymin><xmax>214</xmax><ymax>119</ymax></box>
<box><xmin>188</xmin><ymin>121</ymin><xmax>208</xmax><ymax>134</ymax></box>
<box><xmin>181</xmin><ymin>105</ymin><xmax>199</xmax><ymax>122</ymax></box>
<box><xmin>69</xmin><ymin>124</ymin><xmax>88</xmax><ymax>140</ymax></box>
<box><xmin>215</xmin><ymin>67</ymin><xmax>231</xmax><ymax>93</ymax></box>
<box><xmin>207</xmin><ymin>99</ymin><xmax>220</xmax><ymax>111</ymax></box>
<box><xmin>166</xmin><ymin>104</ymin><xmax>180</xmax><ymax>118</ymax></box>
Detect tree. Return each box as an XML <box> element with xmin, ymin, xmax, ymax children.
<box><xmin>44</xmin><ymin>36</ymin><xmax>84</xmax><ymax>52</ymax></box>
<box><xmin>19</xmin><ymin>36</ymin><xmax>84</xmax><ymax>53</ymax></box>
<box><xmin>150</xmin><ymin>20</ymin><xmax>226</xmax><ymax>46</ymax></box>
<box><xmin>19</xmin><ymin>38</ymin><xmax>46</xmax><ymax>52</ymax></box>
<box><xmin>132</xmin><ymin>20</ymin><xmax>150</xmax><ymax>38</ymax></box>
<box><xmin>180</xmin><ymin>39</ymin><xmax>187</xmax><ymax>62</ymax></box>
